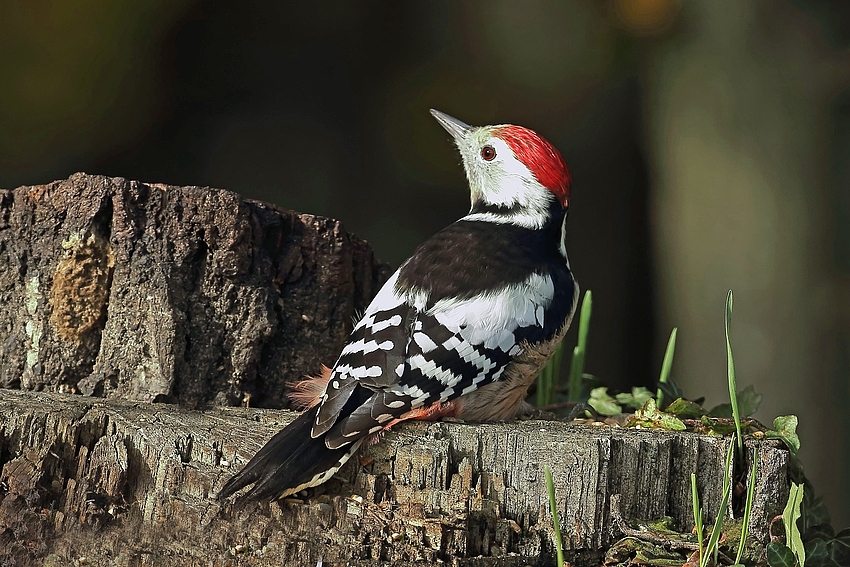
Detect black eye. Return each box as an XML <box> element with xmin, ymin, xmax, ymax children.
<box><xmin>480</xmin><ymin>145</ymin><xmax>496</xmax><ymax>161</ymax></box>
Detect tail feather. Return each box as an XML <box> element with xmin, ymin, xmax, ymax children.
<box><xmin>218</xmin><ymin>405</ymin><xmax>359</xmax><ymax>502</ymax></box>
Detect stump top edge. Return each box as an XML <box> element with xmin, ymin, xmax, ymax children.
<box><xmin>0</xmin><ymin>388</ymin><xmax>786</xmax><ymax>451</ymax></box>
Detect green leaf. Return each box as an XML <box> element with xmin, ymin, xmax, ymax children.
<box><xmin>615</xmin><ymin>387</ymin><xmax>654</xmax><ymax>410</ymax></box>
<box><xmin>766</xmin><ymin>543</ymin><xmax>795</xmax><ymax>567</ymax></box>
<box><xmin>657</xmin><ymin>378</ymin><xmax>685</xmax><ymax>406</ymax></box>
<box><xmin>805</xmin><ymin>538</ymin><xmax>829</xmax><ymax>567</ymax></box>
<box><xmin>666</xmin><ymin>398</ymin><xmax>706</xmax><ymax>418</ymax></box>
<box><xmin>708</xmin><ymin>385</ymin><xmax>764</xmax><ymax>418</ymax></box>
<box><xmin>784</xmin><ymin>482</ymin><xmax>806</xmax><ymax>567</ymax></box>
<box><xmin>588</xmin><ymin>387</ymin><xmax>622</xmax><ymax>416</ymax></box>
<box><xmin>627</xmin><ymin>398</ymin><xmax>686</xmax><ymax>431</ymax></box>
<box><xmin>806</xmin><ymin>524</ymin><xmax>835</xmax><ymax>541</ymax></box>
<box><xmin>707</xmin><ymin>403</ymin><xmax>732</xmax><ymax>418</ymax></box>
<box><xmin>802</xmin><ymin>484</ymin><xmax>832</xmax><ymax>533</ymax></box>
<box><xmin>787</xmin><ymin>454</ymin><xmax>806</xmax><ymax>486</ymax></box>
<box><xmin>830</xmin><ymin>529</ymin><xmax>850</xmax><ymax>567</ymax></box>
<box><xmin>698</xmin><ymin>415</ymin><xmax>739</xmax><ymax>436</ymax></box>
<box><xmin>767</xmin><ymin>415</ymin><xmax>801</xmax><ymax>454</ymax></box>
<box><xmin>802</xmin><ymin>528</ymin><xmax>850</xmax><ymax>567</ymax></box>
<box><xmin>737</xmin><ymin>385</ymin><xmax>763</xmax><ymax>416</ymax></box>
<box><xmin>656</xmin><ymin>327</ymin><xmax>678</xmax><ymax>409</ymax></box>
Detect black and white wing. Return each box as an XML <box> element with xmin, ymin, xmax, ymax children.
<box><xmin>312</xmin><ymin>260</ymin><xmax>573</xmax><ymax>449</ymax></box>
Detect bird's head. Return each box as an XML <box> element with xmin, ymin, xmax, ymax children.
<box><xmin>431</xmin><ymin>109</ymin><xmax>571</xmax><ymax>229</ymax></box>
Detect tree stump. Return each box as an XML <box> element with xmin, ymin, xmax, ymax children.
<box><xmin>0</xmin><ymin>173</ymin><xmax>387</xmax><ymax>409</ymax></box>
<box><xmin>0</xmin><ymin>389</ymin><xmax>788</xmax><ymax>567</ymax></box>
<box><xmin>0</xmin><ymin>175</ymin><xmax>791</xmax><ymax>566</ymax></box>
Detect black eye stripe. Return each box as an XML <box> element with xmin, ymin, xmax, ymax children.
<box><xmin>481</xmin><ymin>145</ymin><xmax>496</xmax><ymax>161</ymax></box>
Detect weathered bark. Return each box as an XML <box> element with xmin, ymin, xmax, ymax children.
<box><xmin>0</xmin><ymin>389</ymin><xmax>789</xmax><ymax>567</ymax></box>
<box><xmin>0</xmin><ymin>173</ymin><xmax>387</xmax><ymax>409</ymax></box>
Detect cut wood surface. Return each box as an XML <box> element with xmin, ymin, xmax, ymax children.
<box><xmin>0</xmin><ymin>389</ymin><xmax>789</xmax><ymax>566</ymax></box>
<box><xmin>0</xmin><ymin>173</ymin><xmax>387</xmax><ymax>409</ymax></box>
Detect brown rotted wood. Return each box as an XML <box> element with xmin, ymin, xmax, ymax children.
<box><xmin>0</xmin><ymin>173</ymin><xmax>387</xmax><ymax>409</ymax></box>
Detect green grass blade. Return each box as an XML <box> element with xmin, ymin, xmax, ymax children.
<box><xmin>691</xmin><ymin>473</ymin><xmax>704</xmax><ymax>567</ymax></box>
<box><xmin>567</xmin><ymin>290</ymin><xmax>592</xmax><ymax>402</ymax></box>
<box><xmin>545</xmin><ymin>466</ymin><xmax>565</xmax><ymax>567</ymax></box>
<box><xmin>735</xmin><ymin>451</ymin><xmax>759</xmax><ymax>565</ymax></box>
<box><xmin>656</xmin><ymin>327</ymin><xmax>678</xmax><ymax>409</ymax></box>
<box><xmin>725</xmin><ymin>290</ymin><xmax>743</xmax><ymax>455</ymax></box>
<box><xmin>537</xmin><ymin>338</ymin><xmax>565</xmax><ymax>407</ymax></box>
<box><xmin>567</xmin><ymin>345</ymin><xmax>583</xmax><ymax>403</ymax></box>
<box><xmin>702</xmin><ymin>441</ymin><xmax>735</xmax><ymax>567</ymax></box>
<box><xmin>551</xmin><ymin>340</ymin><xmax>564</xmax><ymax>394</ymax></box>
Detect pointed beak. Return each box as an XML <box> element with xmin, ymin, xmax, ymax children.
<box><xmin>430</xmin><ymin>109</ymin><xmax>472</xmax><ymax>142</ymax></box>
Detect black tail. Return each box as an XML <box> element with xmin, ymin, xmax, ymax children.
<box><xmin>218</xmin><ymin>405</ymin><xmax>355</xmax><ymax>502</ymax></box>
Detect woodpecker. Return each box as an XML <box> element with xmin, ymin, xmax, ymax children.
<box><xmin>219</xmin><ymin>110</ymin><xmax>578</xmax><ymax>502</ymax></box>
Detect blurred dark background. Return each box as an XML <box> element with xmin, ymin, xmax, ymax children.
<box><xmin>1</xmin><ymin>0</ymin><xmax>848</xmax><ymax>525</ymax></box>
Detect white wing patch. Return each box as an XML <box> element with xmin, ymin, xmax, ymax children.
<box><xmin>426</xmin><ymin>272</ymin><xmax>554</xmax><ymax>350</ymax></box>
<box><xmin>340</xmin><ymin>338</ymin><xmax>394</xmax><ymax>357</ymax></box>
<box><xmin>333</xmin><ymin>364</ymin><xmax>383</xmax><ymax>379</ymax></box>
<box><xmin>491</xmin><ymin>328</ymin><xmax>516</xmax><ymax>352</ymax></box>
<box><xmin>413</xmin><ymin>332</ymin><xmax>438</xmax><ymax>353</ymax></box>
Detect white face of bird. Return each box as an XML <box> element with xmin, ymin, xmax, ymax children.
<box><xmin>430</xmin><ymin>109</ymin><xmax>570</xmax><ymax>229</ymax></box>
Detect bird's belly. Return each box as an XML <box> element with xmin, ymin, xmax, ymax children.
<box><xmin>453</xmin><ymin>319</ymin><xmax>571</xmax><ymax>421</ymax></box>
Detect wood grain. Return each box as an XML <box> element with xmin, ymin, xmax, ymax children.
<box><xmin>0</xmin><ymin>390</ymin><xmax>788</xmax><ymax>566</ymax></box>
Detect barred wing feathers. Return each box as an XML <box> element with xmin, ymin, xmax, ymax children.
<box><xmin>314</xmin><ymin>269</ymin><xmax>559</xmax><ymax>450</ymax></box>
